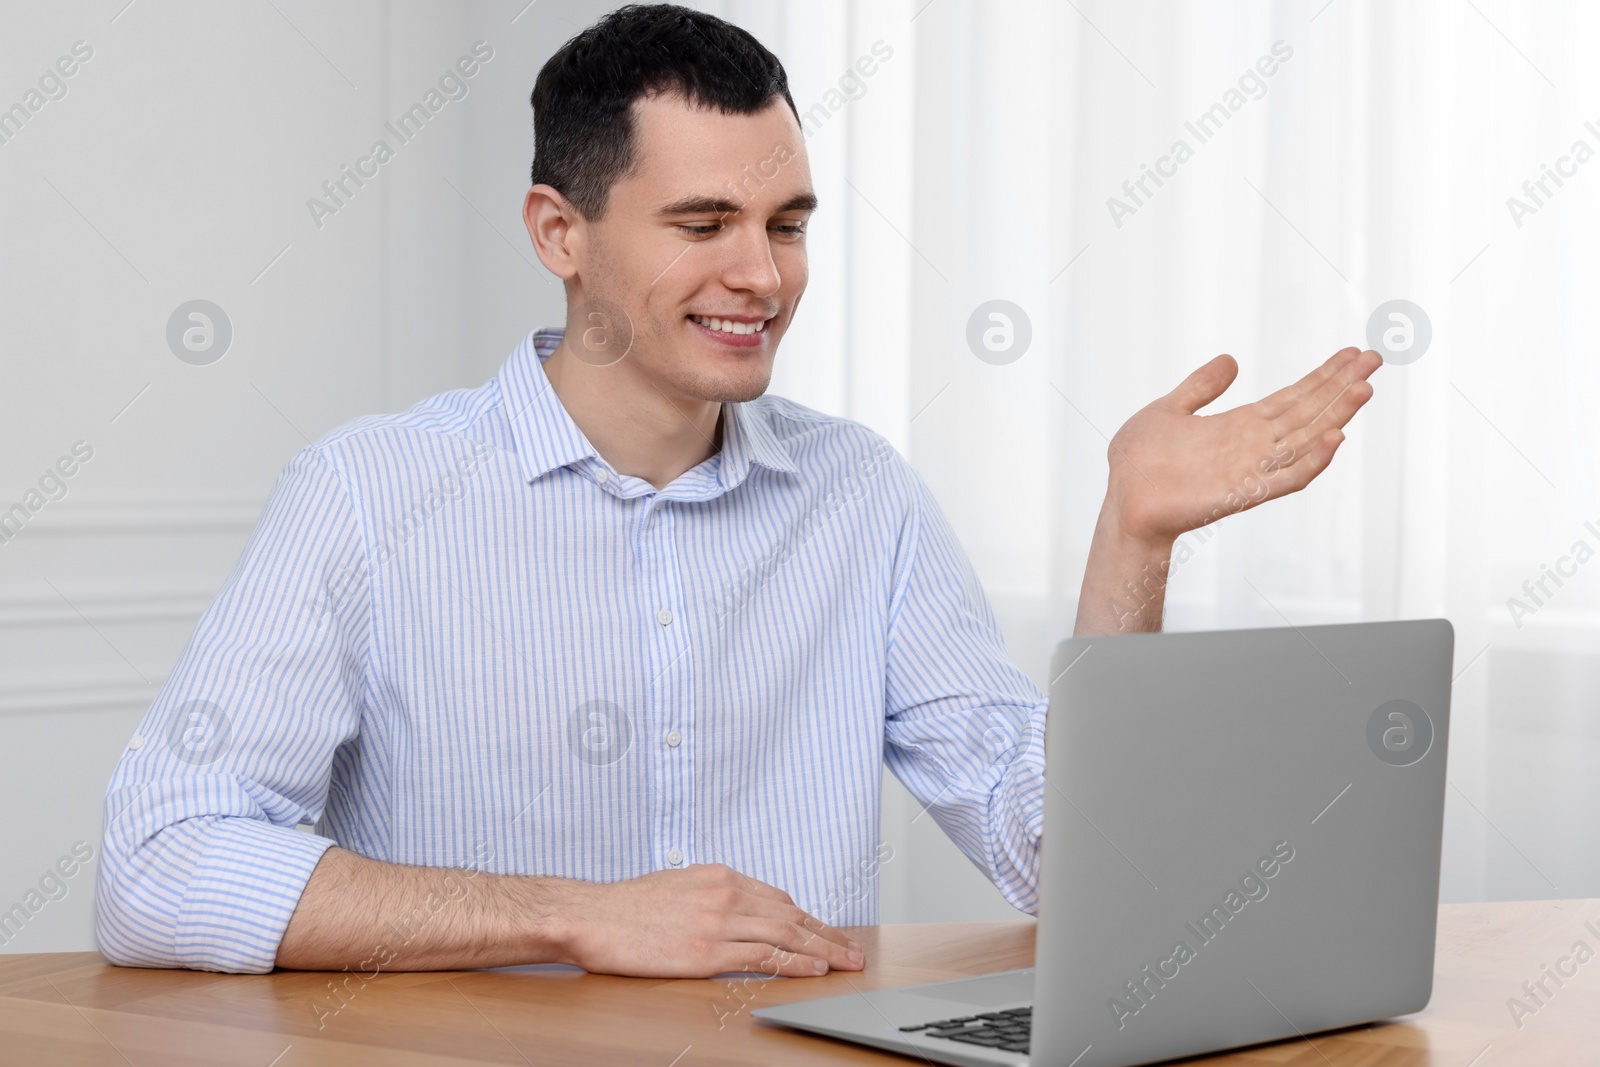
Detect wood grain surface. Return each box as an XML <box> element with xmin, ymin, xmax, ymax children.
<box><xmin>1</xmin><ymin>900</ymin><xmax>1595</xmax><ymax>1065</ymax></box>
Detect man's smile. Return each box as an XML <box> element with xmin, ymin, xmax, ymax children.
<box><xmin>687</xmin><ymin>312</ymin><xmax>774</xmax><ymax>346</ymax></box>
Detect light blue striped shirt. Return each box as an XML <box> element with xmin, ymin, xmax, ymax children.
<box><xmin>96</xmin><ymin>328</ymin><xmax>1049</xmax><ymax>973</ymax></box>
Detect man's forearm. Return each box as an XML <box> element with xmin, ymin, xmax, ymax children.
<box><xmin>275</xmin><ymin>846</ymin><xmax>577</xmax><ymax>971</ymax></box>
<box><xmin>1074</xmin><ymin>499</ymin><xmax>1176</xmax><ymax>637</ymax></box>
<box><xmin>277</xmin><ymin>848</ymin><xmax>864</xmax><ymax>980</ymax></box>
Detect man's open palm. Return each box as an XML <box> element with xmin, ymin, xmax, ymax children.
<box><xmin>1105</xmin><ymin>346</ymin><xmax>1382</xmax><ymax>544</ymax></box>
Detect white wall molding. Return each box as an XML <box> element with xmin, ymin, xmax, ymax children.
<box><xmin>0</xmin><ymin>590</ymin><xmax>215</xmax><ymax>629</ymax></box>
<box><xmin>10</xmin><ymin>499</ymin><xmax>263</xmax><ymax>536</ymax></box>
<box><xmin>0</xmin><ymin>679</ymin><xmax>165</xmax><ymax>717</ymax></box>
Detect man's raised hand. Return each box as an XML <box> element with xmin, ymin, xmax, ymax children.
<box><xmin>1103</xmin><ymin>346</ymin><xmax>1382</xmax><ymax>545</ymax></box>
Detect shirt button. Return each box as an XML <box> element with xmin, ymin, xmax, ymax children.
<box><xmin>128</xmin><ymin>735</ymin><xmax>144</xmax><ymax>750</ymax></box>
<box><xmin>667</xmin><ymin>848</ymin><xmax>684</xmax><ymax>865</ymax></box>
<box><xmin>656</xmin><ymin>608</ymin><xmax>673</xmax><ymax>626</ymax></box>
<box><xmin>595</xmin><ymin>468</ymin><xmax>610</xmax><ymax>485</ymax></box>
<box><xmin>666</xmin><ymin>729</ymin><xmax>682</xmax><ymax>748</ymax></box>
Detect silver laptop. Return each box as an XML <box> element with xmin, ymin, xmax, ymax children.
<box><xmin>753</xmin><ymin>618</ymin><xmax>1453</xmax><ymax>1066</ymax></box>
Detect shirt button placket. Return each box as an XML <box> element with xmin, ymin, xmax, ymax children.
<box><xmin>645</xmin><ymin>499</ymin><xmax>690</xmax><ymax>872</ymax></box>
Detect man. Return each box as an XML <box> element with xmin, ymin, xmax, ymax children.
<box><xmin>96</xmin><ymin>4</ymin><xmax>1378</xmax><ymax>981</ymax></box>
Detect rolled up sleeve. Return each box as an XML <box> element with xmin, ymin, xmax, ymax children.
<box><xmin>95</xmin><ymin>445</ymin><xmax>369</xmax><ymax>972</ymax></box>
<box><xmin>881</xmin><ymin>466</ymin><xmax>1049</xmax><ymax>915</ymax></box>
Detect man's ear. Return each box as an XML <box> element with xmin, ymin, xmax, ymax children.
<box><xmin>524</xmin><ymin>184</ymin><xmax>583</xmax><ymax>281</ymax></box>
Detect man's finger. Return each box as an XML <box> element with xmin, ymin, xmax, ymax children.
<box><xmin>730</xmin><ymin>916</ymin><xmax>862</xmax><ymax>971</ymax></box>
<box><xmin>698</xmin><ymin>866</ymin><xmax>863</xmax><ymax>953</ymax></box>
<box><xmin>793</xmin><ymin>908</ymin><xmax>860</xmax><ymax>953</ymax></box>
<box><xmin>1164</xmin><ymin>353</ymin><xmax>1239</xmax><ymax>414</ymax></box>
<box><xmin>727</xmin><ymin>868</ymin><xmax>798</xmax><ymax>907</ymax></box>
<box><xmin>1263</xmin><ymin>429</ymin><xmax>1345</xmax><ymax>499</ymax></box>
<box><xmin>743</xmin><ymin>895</ymin><xmax>859</xmax><ymax>953</ymax></box>
<box><xmin>1274</xmin><ymin>376</ymin><xmax>1374</xmax><ymax>448</ymax></box>
<box><xmin>1255</xmin><ymin>346</ymin><xmax>1362</xmax><ymax>420</ymax></box>
<box><xmin>713</xmin><ymin>941</ymin><xmax>833</xmax><ymax>978</ymax></box>
<box><xmin>1273</xmin><ymin>351</ymin><xmax>1378</xmax><ymax>438</ymax></box>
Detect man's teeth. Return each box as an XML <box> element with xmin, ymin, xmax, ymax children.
<box><xmin>690</xmin><ymin>314</ymin><xmax>768</xmax><ymax>335</ymax></box>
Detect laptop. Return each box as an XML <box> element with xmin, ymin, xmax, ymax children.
<box><xmin>753</xmin><ymin>618</ymin><xmax>1453</xmax><ymax>1066</ymax></box>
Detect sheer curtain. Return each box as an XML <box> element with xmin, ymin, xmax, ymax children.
<box><xmin>2</xmin><ymin>0</ymin><xmax>1587</xmax><ymax>949</ymax></box>
<box><xmin>715</xmin><ymin>0</ymin><xmax>1600</xmax><ymax>918</ymax></box>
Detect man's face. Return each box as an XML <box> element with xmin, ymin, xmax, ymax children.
<box><xmin>568</xmin><ymin>92</ymin><xmax>814</xmax><ymax>405</ymax></box>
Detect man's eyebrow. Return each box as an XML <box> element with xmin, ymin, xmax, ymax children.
<box><xmin>776</xmin><ymin>192</ymin><xmax>819</xmax><ymax>214</ymax></box>
<box><xmin>655</xmin><ymin>191</ymin><xmax>819</xmax><ymax>217</ymax></box>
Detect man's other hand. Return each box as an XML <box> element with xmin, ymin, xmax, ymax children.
<box><xmin>558</xmin><ymin>863</ymin><xmax>866</xmax><ymax>978</ymax></box>
<box><xmin>1104</xmin><ymin>346</ymin><xmax>1382</xmax><ymax>544</ymax></box>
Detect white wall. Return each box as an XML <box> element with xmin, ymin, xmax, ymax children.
<box><xmin>0</xmin><ymin>0</ymin><xmax>600</xmax><ymax>953</ymax></box>
<box><xmin>0</xmin><ymin>0</ymin><xmax>1017</xmax><ymax>955</ymax></box>
<box><xmin>8</xmin><ymin>0</ymin><xmax>1595</xmax><ymax>955</ymax></box>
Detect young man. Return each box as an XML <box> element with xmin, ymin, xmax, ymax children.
<box><xmin>96</xmin><ymin>4</ymin><xmax>1378</xmax><ymax>980</ymax></box>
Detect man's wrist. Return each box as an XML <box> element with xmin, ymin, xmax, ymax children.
<box><xmin>515</xmin><ymin>874</ymin><xmax>588</xmax><ymax>967</ymax></box>
<box><xmin>1074</xmin><ymin>494</ymin><xmax>1179</xmax><ymax>637</ymax></box>
<box><xmin>1094</xmin><ymin>492</ymin><xmax>1177</xmax><ymax>562</ymax></box>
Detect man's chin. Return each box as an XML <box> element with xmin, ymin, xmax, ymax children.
<box><xmin>692</xmin><ymin>374</ymin><xmax>773</xmax><ymax>404</ymax></box>
<box><xmin>673</xmin><ymin>320</ymin><xmax>779</xmax><ymax>403</ymax></box>
<box><xmin>673</xmin><ymin>348</ymin><xmax>776</xmax><ymax>403</ymax></box>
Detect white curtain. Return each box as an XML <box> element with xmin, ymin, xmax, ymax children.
<box><xmin>716</xmin><ymin>0</ymin><xmax>1600</xmax><ymax>916</ymax></box>
<box><xmin>4</xmin><ymin>0</ymin><xmax>1590</xmax><ymax>948</ymax></box>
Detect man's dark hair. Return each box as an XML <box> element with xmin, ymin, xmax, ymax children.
<box><xmin>530</xmin><ymin>3</ymin><xmax>800</xmax><ymax>221</ymax></box>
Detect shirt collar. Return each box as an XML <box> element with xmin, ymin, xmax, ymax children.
<box><xmin>497</xmin><ymin>328</ymin><xmax>598</xmax><ymax>483</ymax></box>
<box><xmin>497</xmin><ymin>327</ymin><xmax>798</xmax><ymax>490</ymax></box>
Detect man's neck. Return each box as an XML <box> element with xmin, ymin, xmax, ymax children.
<box><xmin>540</xmin><ymin>339</ymin><xmax>721</xmax><ymax>491</ymax></box>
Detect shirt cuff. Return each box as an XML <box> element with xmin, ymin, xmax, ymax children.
<box><xmin>175</xmin><ymin>819</ymin><xmax>337</xmax><ymax>973</ymax></box>
<box><xmin>992</xmin><ymin>706</ymin><xmax>1048</xmax><ymax>913</ymax></box>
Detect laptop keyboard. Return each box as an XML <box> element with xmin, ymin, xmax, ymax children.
<box><xmin>899</xmin><ymin>1006</ymin><xmax>1031</xmax><ymax>1053</ymax></box>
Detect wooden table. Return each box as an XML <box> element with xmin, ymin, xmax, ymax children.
<box><xmin>2</xmin><ymin>900</ymin><xmax>1596</xmax><ymax>1065</ymax></box>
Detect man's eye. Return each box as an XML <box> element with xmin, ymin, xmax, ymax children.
<box><xmin>773</xmin><ymin>222</ymin><xmax>807</xmax><ymax>237</ymax></box>
<box><xmin>679</xmin><ymin>223</ymin><xmax>721</xmax><ymax>236</ymax></box>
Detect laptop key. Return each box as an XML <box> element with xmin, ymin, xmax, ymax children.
<box><xmin>907</xmin><ymin>1008</ymin><xmax>1031</xmax><ymax>1046</ymax></box>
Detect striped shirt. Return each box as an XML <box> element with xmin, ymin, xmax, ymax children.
<box><xmin>96</xmin><ymin>327</ymin><xmax>1049</xmax><ymax>973</ymax></box>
